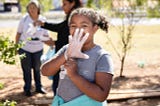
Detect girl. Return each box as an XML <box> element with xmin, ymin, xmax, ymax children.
<box><xmin>35</xmin><ymin>0</ymin><xmax>82</xmax><ymax>95</ymax></box>
<box><xmin>41</xmin><ymin>7</ymin><xmax>114</xmax><ymax>106</ymax></box>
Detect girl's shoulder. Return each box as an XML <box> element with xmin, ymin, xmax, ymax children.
<box><xmin>93</xmin><ymin>45</ymin><xmax>110</xmax><ymax>56</ymax></box>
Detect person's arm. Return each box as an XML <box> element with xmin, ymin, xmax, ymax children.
<box><xmin>40</xmin><ymin>52</ymin><xmax>66</xmax><ymax>76</ymax></box>
<box><xmin>69</xmin><ymin>70</ymin><xmax>113</xmax><ymax>102</ymax></box>
<box><xmin>35</xmin><ymin>20</ymin><xmax>65</xmax><ymax>32</ymax></box>
<box><xmin>64</xmin><ymin>57</ymin><xmax>113</xmax><ymax>102</ymax></box>
<box><xmin>15</xmin><ymin>32</ymin><xmax>21</xmax><ymax>44</ymax></box>
<box><xmin>43</xmin><ymin>37</ymin><xmax>55</xmax><ymax>46</ymax></box>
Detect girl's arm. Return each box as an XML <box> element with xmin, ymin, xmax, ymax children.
<box><xmin>64</xmin><ymin>59</ymin><xmax>113</xmax><ymax>102</ymax></box>
<box><xmin>71</xmin><ymin>72</ymin><xmax>112</xmax><ymax>102</ymax></box>
<box><xmin>40</xmin><ymin>53</ymin><xmax>66</xmax><ymax>76</ymax></box>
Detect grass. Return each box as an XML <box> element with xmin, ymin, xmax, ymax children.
<box><xmin>94</xmin><ymin>25</ymin><xmax>160</xmax><ymax>54</ymax></box>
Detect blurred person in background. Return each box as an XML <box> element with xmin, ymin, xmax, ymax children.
<box><xmin>15</xmin><ymin>0</ymin><xmax>54</xmax><ymax>97</ymax></box>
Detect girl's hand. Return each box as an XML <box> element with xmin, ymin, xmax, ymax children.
<box><xmin>65</xmin><ymin>28</ymin><xmax>89</xmax><ymax>60</ymax></box>
<box><xmin>64</xmin><ymin>58</ymin><xmax>78</xmax><ymax>78</ymax></box>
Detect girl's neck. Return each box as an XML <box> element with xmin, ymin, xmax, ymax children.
<box><xmin>82</xmin><ymin>43</ymin><xmax>96</xmax><ymax>52</ymax></box>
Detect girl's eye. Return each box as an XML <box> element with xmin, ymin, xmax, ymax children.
<box><xmin>81</xmin><ymin>25</ymin><xmax>88</xmax><ymax>28</ymax></box>
<box><xmin>69</xmin><ymin>25</ymin><xmax>76</xmax><ymax>28</ymax></box>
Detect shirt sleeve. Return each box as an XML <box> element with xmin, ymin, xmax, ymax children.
<box><xmin>54</xmin><ymin>44</ymin><xmax>68</xmax><ymax>57</ymax></box>
<box><xmin>17</xmin><ymin>17</ymin><xmax>25</xmax><ymax>34</ymax></box>
<box><xmin>39</xmin><ymin>15</ymin><xmax>49</xmax><ymax>36</ymax></box>
<box><xmin>96</xmin><ymin>54</ymin><xmax>114</xmax><ymax>75</ymax></box>
<box><xmin>42</xmin><ymin>20</ymin><xmax>66</xmax><ymax>32</ymax></box>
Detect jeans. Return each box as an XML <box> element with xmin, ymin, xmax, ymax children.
<box><xmin>19</xmin><ymin>49</ymin><xmax>43</xmax><ymax>92</ymax></box>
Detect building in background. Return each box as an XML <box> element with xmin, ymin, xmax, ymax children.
<box><xmin>0</xmin><ymin>0</ymin><xmax>20</xmax><ymax>12</ymax></box>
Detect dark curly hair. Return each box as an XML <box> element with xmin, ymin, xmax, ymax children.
<box><xmin>67</xmin><ymin>0</ymin><xmax>82</xmax><ymax>10</ymax></box>
<box><xmin>66</xmin><ymin>0</ymin><xmax>82</xmax><ymax>20</ymax></box>
<box><xmin>68</xmin><ymin>7</ymin><xmax>109</xmax><ymax>33</ymax></box>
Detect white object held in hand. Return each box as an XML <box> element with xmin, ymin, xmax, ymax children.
<box><xmin>65</xmin><ymin>28</ymin><xmax>89</xmax><ymax>60</ymax></box>
<box><xmin>26</xmin><ymin>23</ymin><xmax>37</xmax><ymax>35</ymax></box>
<box><xmin>39</xmin><ymin>35</ymin><xmax>50</xmax><ymax>41</ymax></box>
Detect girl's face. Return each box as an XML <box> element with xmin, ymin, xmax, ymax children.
<box><xmin>62</xmin><ymin>0</ymin><xmax>75</xmax><ymax>14</ymax></box>
<box><xmin>69</xmin><ymin>14</ymin><xmax>98</xmax><ymax>47</ymax></box>
<box><xmin>28</xmin><ymin>3</ymin><xmax>39</xmax><ymax>17</ymax></box>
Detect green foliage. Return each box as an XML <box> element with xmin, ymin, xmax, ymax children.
<box><xmin>86</xmin><ymin>0</ymin><xmax>108</xmax><ymax>9</ymax></box>
<box><xmin>0</xmin><ymin>83</ymin><xmax>4</xmax><ymax>89</ymax></box>
<box><xmin>86</xmin><ymin>0</ymin><xmax>94</xmax><ymax>8</ymax></box>
<box><xmin>136</xmin><ymin>0</ymin><xmax>147</xmax><ymax>6</ymax></box>
<box><xmin>0</xmin><ymin>36</ymin><xmax>23</xmax><ymax>64</ymax></box>
<box><xmin>19</xmin><ymin>0</ymin><xmax>28</xmax><ymax>13</ymax></box>
<box><xmin>19</xmin><ymin>0</ymin><xmax>52</xmax><ymax>14</ymax></box>
<box><xmin>0</xmin><ymin>100</ymin><xmax>17</xmax><ymax>106</ymax></box>
<box><xmin>147</xmin><ymin>6</ymin><xmax>160</xmax><ymax>18</ymax></box>
<box><xmin>39</xmin><ymin>0</ymin><xmax>53</xmax><ymax>12</ymax></box>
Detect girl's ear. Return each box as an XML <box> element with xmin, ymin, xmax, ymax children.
<box><xmin>93</xmin><ymin>25</ymin><xmax>98</xmax><ymax>33</ymax></box>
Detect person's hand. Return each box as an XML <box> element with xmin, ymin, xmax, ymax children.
<box><xmin>65</xmin><ymin>28</ymin><xmax>89</xmax><ymax>60</ymax></box>
<box><xmin>34</xmin><ymin>20</ymin><xmax>44</xmax><ymax>27</ymax></box>
<box><xmin>26</xmin><ymin>23</ymin><xmax>37</xmax><ymax>35</ymax></box>
<box><xmin>43</xmin><ymin>37</ymin><xmax>55</xmax><ymax>46</ymax></box>
<box><xmin>65</xmin><ymin>58</ymin><xmax>78</xmax><ymax>78</ymax></box>
<box><xmin>39</xmin><ymin>35</ymin><xmax>50</xmax><ymax>41</ymax></box>
<box><xmin>60</xmin><ymin>58</ymin><xmax>78</xmax><ymax>78</ymax></box>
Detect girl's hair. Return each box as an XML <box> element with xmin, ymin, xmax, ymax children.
<box><xmin>68</xmin><ymin>7</ymin><xmax>109</xmax><ymax>33</ymax></box>
<box><xmin>27</xmin><ymin>0</ymin><xmax>41</xmax><ymax>15</ymax></box>
<box><xmin>66</xmin><ymin>0</ymin><xmax>82</xmax><ymax>20</ymax></box>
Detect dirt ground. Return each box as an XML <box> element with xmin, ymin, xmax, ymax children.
<box><xmin>0</xmin><ymin>53</ymin><xmax>160</xmax><ymax>106</ymax></box>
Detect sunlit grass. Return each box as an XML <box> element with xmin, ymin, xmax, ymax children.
<box><xmin>94</xmin><ymin>25</ymin><xmax>160</xmax><ymax>54</ymax></box>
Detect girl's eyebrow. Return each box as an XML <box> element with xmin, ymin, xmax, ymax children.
<box><xmin>81</xmin><ymin>21</ymin><xmax>89</xmax><ymax>24</ymax></box>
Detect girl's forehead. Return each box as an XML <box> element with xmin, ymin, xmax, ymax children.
<box><xmin>70</xmin><ymin>14</ymin><xmax>93</xmax><ymax>25</ymax></box>
<box><xmin>72</xmin><ymin>14</ymin><xmax>89</xmax><ymax>20</ymax></box>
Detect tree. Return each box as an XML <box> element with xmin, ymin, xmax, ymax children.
<box><xmin>146</xmin><ymin>0</ymin><xmax>160</xmax><ymax>18</ymax></box>
<box><xmin>86</xmin><ymin>0</ymin><xmax>108</xmax><ymax>9</ymax></box>
<box><xmin>86</xmin><ymin>0</ymin><xmax>145</xmax><ymax>77</ymax></box>
<box><xmin>106</xmin><ymin>0</ymin><xmax>148</xmax><ymax>77</ymax></box>
<box><xmin>19</xmin><ymin>0</ymin><xmax>52</xmax><ymax>13</ymax></box>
